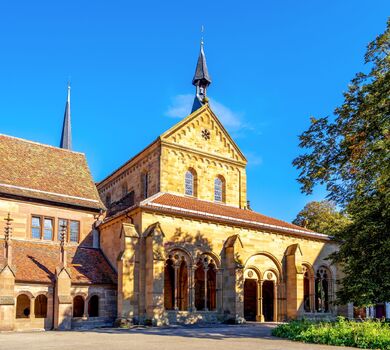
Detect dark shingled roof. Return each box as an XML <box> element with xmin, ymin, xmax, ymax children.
<box><xmin>192</xmin><ymin>42</ymin><xmax>211</xmax><ymax>86</ymax></box>
<box><xmin>0</xmin><ymin>240</ymin><xmax>117</xmax><ymax>284</ymax></box>
<box><xmin>0</xmin><ymin>134</ymin><xmax>104</xmax><ymax>210</ymax></box>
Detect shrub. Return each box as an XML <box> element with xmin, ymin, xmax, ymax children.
<box><xmin>272</xmin><ymin>318</ymin><xmax>390</xmax><ymax>349</ymax></box>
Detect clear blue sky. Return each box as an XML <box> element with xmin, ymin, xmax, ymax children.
<box><xmin>0</xmin><ymin>1</ymin><xmax>388</xmax><ymax>222</ymax></box>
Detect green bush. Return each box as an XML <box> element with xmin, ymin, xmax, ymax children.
<box><xmin>272</xmin><ymin>317</ymin><xmax>390</xmax><ymax>349</ymax></box>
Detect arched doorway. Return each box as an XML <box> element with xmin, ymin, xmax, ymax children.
<box><xmin>244</xmin><ymin>279</ymin><xmax>257</xmax><ymax>321</ymax></box>
<box><xmin>262</xmin><ymin>280</ymin><xmax>274</xmax><ymax>321</ymax></box>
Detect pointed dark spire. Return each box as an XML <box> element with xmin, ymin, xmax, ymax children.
<box><xmin>191</xmin><ymin>36</ymin><xmax>212</xmax><ymax>113</ymax></box>
<box><xmin>60</xmin><ymin>83</ymin><xmax>72</xmax><ymax>150</ymax></box>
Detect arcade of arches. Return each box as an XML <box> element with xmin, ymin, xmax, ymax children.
<box><xmin>164</xmin><ymin>251</ymin><xmax>218</xmax><ymax>312</ymax></box>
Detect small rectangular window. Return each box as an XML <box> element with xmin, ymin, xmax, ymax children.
<box><xmin>69</xmin><ymin>220</ymin><xmax>80</xmax><ymax>243</ymax></box>
<box><xmin>31</xmin><ymin>216</ymin><xmax>41</xmax><ymax>239</ymax></box>
<box><xmin>58</xmin><ymin>219</ymin><xmax>68</xmax><ymax>241</ymax></box>
<box><xmin>43</xmin><ymin>218</ymin><xmax>53</xmax><ymax>240</ymax></box>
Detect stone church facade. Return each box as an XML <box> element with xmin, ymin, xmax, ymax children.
<box><xmin>4</xmin><ymin>40</ymin><xmax>381</xmax><ymax>331</ymax></box>
<box><xmin>97</xmin><ymin>102</ymin><xmax>342</xmax><ymax>325</ymax></box>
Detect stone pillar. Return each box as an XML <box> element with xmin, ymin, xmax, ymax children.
<box><xmin>54</xmin><ymin>267</ymin><xmax>72</xmax><ymax>330</ymax></box>
<box><xmin>144</xmin><ymin>223</ymin><xmax>166</xmax><ymax>325</ymax></box>
<box><xmin>216</xmin><ymin>269</ymin><xmax>223</xmax><ymax>312</ymax></box>
<box><xmin>0</xmin><ymin>265</ymin><xmax>16</xmax><ymax>331</ymax></box>
<box><xmin>385</xmin><ymin>302</ymin><xmax>390</xmax><ymax>319</ymax></box>
<box><xmin>256</xmin><ymin>280</ymin><xmax>264</xmax><ymax>322</ymax></box>
<box><xmin>173</xmin><ymin>264</ymin><xmax>179</xmax><ymax>311</ymax></box>
<box><xmin>117</xmin><ymin>223</ymin><xmax>139</xmax><ymax>324</ymax></box>
<box><xmin>189</xmin><ymin>266</ymin><xmax>196</xmax><ymax>311</ymax></box>
<box><xmin>0</xmin><ymin>213</ymin><xmax>16</xmax><ymax>331</ymax></box>
<box><xmin>222</xmin><ymin>235</ymin><xmax>244</xmax><ymax>321</ymax></box>
<box><xmin>273</xmin><ymin>282</ymin><xmax>278</xmax><ymax>322</ymax></box>
<box><xmin>366</xmin><ymin>307</ymin><xmax>370</xmax><ymax>319</ymax></box>
<box><xmin>347</xmin><ymin>302</ymin><xmax>354</xmax><ymax>319</ymax></box>
<box><xmin>285</xmin><ymin>244</ymin><xmax>303</xmax><ymax>320</ymax></box>
<box><xmin>83</xmin><ymin>298</ymin><xmax>88</xmax><ymax>318</ymax></box>
<box><xmin>30</xmin><ymin>296</ymin><xmax>35</xmax><ymax>320</ymax></box>
<box><xmin>203</xmin><ymin>265</ymin><xmax>208</xmax><ymax>311</ymax></box>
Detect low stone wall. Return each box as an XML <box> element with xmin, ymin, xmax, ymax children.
<box><xmin>166</xmin><ymin>311</ymin><xmax>223</xmax><ymax>325</ymax></box>
<box><xmin>71</xmin><ymin>317</ymin><xmax>115</xmax><ymax>329</ymax></box>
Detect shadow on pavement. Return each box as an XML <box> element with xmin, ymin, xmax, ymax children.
<box><xmin>72</xmin><ymin>322</ymin><xmax>280</xmax><ymax>341</ymax></box>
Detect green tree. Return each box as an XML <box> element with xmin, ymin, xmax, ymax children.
<box><xmin>293</xmin><ymin>20</ymin><xmax>390</xmax><ymax>306</ymax></box>
<box><xmin>292</xmin><ymin>200</ymin><xmax>350</xmax><ymax>235</ymax></box>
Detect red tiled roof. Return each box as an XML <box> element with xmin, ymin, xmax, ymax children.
<box><xmin>0</xmin><ymin>134</ymin><xmax>103</xmax><ymax>210</ymax></box>
<box><xmin>0</xmin><ymin>240</ymin><xmax>117</xmax><ymax>284</ymax></box>
<box><xmin>141</xmin><ymin>193</ymin><xmax>329</xmax><ymax>239</ymax></box>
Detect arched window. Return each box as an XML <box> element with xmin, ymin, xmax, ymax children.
<box><xmin>214</xmin><ymin>176</ymin><xmax>225</xmax><ymax>202</ymax></box>
<box><xmin>164</xmin><ymin>258</ymin><xmax>175</xmax><ymax>310</ymax></box>
<box><xmin>185</xmin><ymin>169</ymin><xmax>197</xmax><ymax>196</ymax></box>
<box><xmin>34</xmin><ymin>294</ymin><xmax>47</xmax><ymax>318</ymax></box>
<box><xmin>315</xmin><ymin>267</ymin><xmax>331</xmax><ymax>312</ymax></box>
<box><xmin>302</xmin><ymin>266</ymin><xmax>311</xmax><ymax>312</ymax></box>
<box><xmin>88</xmin><ymin>295</ymin><xmax>99</xmax><ymax>317</ymax></box>
<box><xmin>16</xmin><ymin>294</ymin><xmax>30</xmax><ymax>318</ymax></box>
<box><xmin>194</xmin><ymin>255</ymin><xmax>217</xmax><ymax>311</ymax></box>
<box><xmin>141</xmin><ymin>172</ymin><xmax>149</xmax><ymax>199</ymax></box>
<box><xmin>207</xmin><ymin>262</ymin><xmax>217</xmax><ymax>311</ymax></box>
<box><xmin>164</xmin><ymin>253</ymin><xmax>189</xmax><ymax>311</ymax></box>
<box><xmin>73</xmin><ymin>295</ymin><xmax>84</xmax><ymax>317</ymax></box>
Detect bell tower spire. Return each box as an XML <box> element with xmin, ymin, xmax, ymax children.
<box><xmin>191</xmin><ymin>28</ymin><xmax>212</xmax><ymax>113</ymax></box>
<box><xmin>60</xmin><ymin>82</ymin><xmax>72</xmax><ymax>150</ymax></box>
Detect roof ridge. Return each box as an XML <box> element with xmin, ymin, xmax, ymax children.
<box><xmin>0</xmin><ymin>133</ymin><xmax>84</xmax><ymax>155</ymax></box>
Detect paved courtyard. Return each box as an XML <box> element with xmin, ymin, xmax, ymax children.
<box><xmin>0</xmin><ymin>323</ymin><xmax>354</xmax><ymax>350</ymax></box>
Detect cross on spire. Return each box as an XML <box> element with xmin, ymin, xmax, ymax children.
<box><xmin>60</xmin><ymin>82</ymin><xmax>72</xmax><ymax>150</ymax></box>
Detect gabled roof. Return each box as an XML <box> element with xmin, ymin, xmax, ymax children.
<box><xmin>160</xmin><ymin>104</ymin><xmax>247</xmax><ymax>164</ymax></box>
<box><xmin>0</xmin><ymin>134</ymin><xmax>103</xmax><ymax>210</ymax></box>
<box><xmin>0</xmin><ymin>240</ymin><xmax>117</xmax><ymax>284</ymax></box>
<box><xmin>140</xmin><ymin>192</ymin><xmax>330</xmax><ymax>240</ymax></box>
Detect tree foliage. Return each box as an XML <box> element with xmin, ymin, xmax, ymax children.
<box><xmin>293</xmin><ymin>20</ymin><xmax>390</xmax><ymax>306</ymax></box>
<box><xmin>292</xmin><ymin>200</ymin><xmax>350</xmax><ymax>235</ymax></box>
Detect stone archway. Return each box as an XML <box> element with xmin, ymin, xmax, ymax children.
<box><xmin>244</xmin><ymin>254</ymin><xmax>281</xmax><ymax>322</ymax></box>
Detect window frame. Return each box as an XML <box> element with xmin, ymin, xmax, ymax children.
<box><xmin>57</xmin><ymin>218</ymin><xmax>80</xmax><ymax>243</ymax></box>
<box><xmin>69</xmin><ymin>220</ymin><xmax>80</xmax><ymax>243</ymax></box>
<box><xmin>31</xmin><ymin>215</ymin><xmax>55</xmax><ymax>240</ymax></box>
<box><xmin>185</xmin><ymin>170</ymin><xmax>195</xmax><ymax>196</ymax></box>
<box><xmin>214</xmin><ymin>176</ymin><xmax>225</xmax><ymax>202</ymax></box>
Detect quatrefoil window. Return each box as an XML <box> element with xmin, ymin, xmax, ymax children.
<box><xmin>201</xmin><ymin>129</ymin><xmax>210</xmax><ymax>140</ymax></box>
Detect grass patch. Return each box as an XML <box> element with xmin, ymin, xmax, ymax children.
<box><xmin>272</xmin><ymin>317</ymin><xmax>390</xmax><ymax>349</ymax></box>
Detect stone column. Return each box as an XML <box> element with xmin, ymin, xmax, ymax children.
<box><xmin>54</xmin><ymin>267</ymin><xmax>72</xmax><ymax>330</ymax></box>
<box><xmin>347</xmin><ymin>302</ymin><xmax>354</xmax><ymax>319</ymax></box>
<box><xmin>203</xmin><ymin>265</ymin><xmax>208</xmax><ymax>311</ymax></box>
<box><xmin>173</xmin><ymin>264</ymin><xmax>179</xmax><ymax>311</ymax></box>
<box><xmin>30</xmin><ymin>296</ymin><xmax>35</xmax><ymax>320</ymax></box>
<box><xmin>285</xmin><ymin>244</ymin><xmax>303</xmax><ymax>320</ymax></box>
<box><xmin>366</xmin><ymin>307</ymin><xmax>370</xmax><ymax>319</ymax></box>
<box><xmin>83</xmin><ymin>298</ymin><xmax>88</xmax><ymax>318</ymax></box>
<box><xmin>385</xmin><ymin>302</ymin><xmax>390</xmax><ymax>319</ymax></box>
<box><xmin>216</xmin><ymin>268</ymin><xmax>223</xmax><ymax>312</ymax></box>
<box><xmin>256</xmin><ymin>280</ymin><xmax>264</xmax><ymax>322</ymax></box>
<box><xmin>189</xmin><ymin>266</ymin><xmax>196</xmax><ymax>312</ymax></box>
<box><xmin>273</xmin><ymin>282</ymin><xmax>278</xmax><ymax>322</ymax></box>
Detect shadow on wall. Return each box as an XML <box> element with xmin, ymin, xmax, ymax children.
<box><xmin>167</xmin><ymin>228</ymin><xmax>214</xmax><ymax>256</ymax></box>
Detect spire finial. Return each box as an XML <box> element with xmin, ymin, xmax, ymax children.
<box><xmin>201</xmin><ymin>25</ymin><xmax>204</xmax><ymax>45</ymax></box>
<box><xmin>191</xmin><ymin>29</ymin><xmax>211</xmax><ymax>113</ymax></box>
<box><xmin>60</xmin><ymin>81</ymin><xmax>72</xmax><ymax>150</ymax></box>
<box><xmin>4</xmin><ymin>212</ymin><xmax>13</xmax><ymax>265</ymax></box>
<box><xmin>67</xmin><ymin>81</ymin><xmax>71</xmax><ymax>103</ymax></box>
